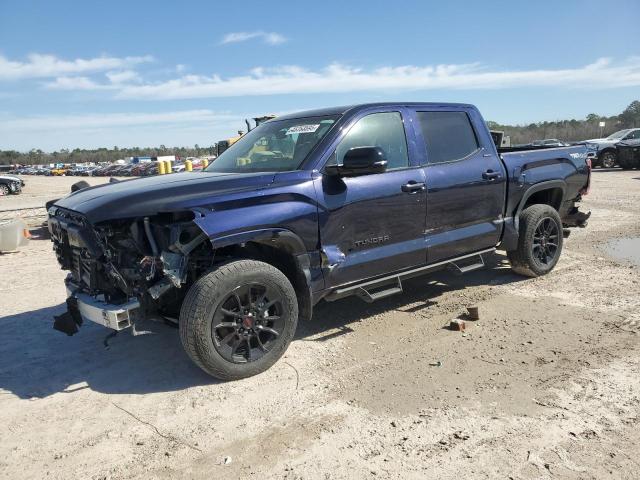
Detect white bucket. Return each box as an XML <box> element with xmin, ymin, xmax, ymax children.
<box><xmin>0</xmin><ymin>218</ymin><xmax>30</xmax><ymax>252</ymax></box>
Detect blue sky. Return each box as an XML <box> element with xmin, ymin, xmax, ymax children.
<box><xmin>1</xmin><ymin>0</ymin><xmax>639</xmax><ymax>151</ymax></box>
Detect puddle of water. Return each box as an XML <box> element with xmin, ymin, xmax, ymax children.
<box><xmin>604</xmin><ymin>237</ymin><xmax>640</xmax><ymax>266</ymax></box>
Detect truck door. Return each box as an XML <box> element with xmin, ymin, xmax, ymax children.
<box><xmin>314</xmin><ymin>109</ymin><xmax>427</xmax><ymax>288</ymax></box>
<box><xmin>412</xmin><ymin>108</ymin><xmax>506</xmax><ymax>263</ymax></box>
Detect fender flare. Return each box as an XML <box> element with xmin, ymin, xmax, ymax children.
<box><xmin>515</xmin><ymin>180</ymin><xmax>567</xmax><ymax>221</ymax></box>
<box><xmin>206</xmin><ymin>227</ymin><xmax>315</xmax><ymax>320</ymax></box>
<box><xmin>501</xmin><ymin>180</ymin><xmax>567</xmax><ymax>251</ymax></box>
<box><xmin>208</xmin><ymin>227</ymin><xmax>307</xmax><ymax>255</ymax></box>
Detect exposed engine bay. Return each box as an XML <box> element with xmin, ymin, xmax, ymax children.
<box><xmin>48</xmin><ymin>206</ymin><xmax>213</xmax><ymax>333</ymax></box>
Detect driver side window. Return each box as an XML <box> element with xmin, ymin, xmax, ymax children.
<box><xmin>626</xmin><ymin>130</ymin><xmax>640</xmax><ymax>140</ymax></box>
<box><xmin>330</xmin><ymin>112</ymin><xmax>409</xmax><ymax>170</ymax></box>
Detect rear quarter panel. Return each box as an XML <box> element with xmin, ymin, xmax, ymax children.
<box><xmin>502</xmin><ymin>145</ymin><xmax>590</xmax><ymax>218</ymax></box>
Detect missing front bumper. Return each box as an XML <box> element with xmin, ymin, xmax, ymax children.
<box><xmin>54</xmin><ymin>284</ymin><xmax>141</xmax><ymax>335</ymax></box>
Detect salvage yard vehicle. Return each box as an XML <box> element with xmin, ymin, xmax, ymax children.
<box><xmin>50</xmin><ymin>167</ymin><xmax>69</xmax><ymax>176</ymax></box>
<box><xmin>579</xmin><ymin>128</ymin><xmax>640</xmax><ymax>168</ymax></box>
<box><xmin>617</xmin><ymin>139</ymin><xmax>640</xmax><ymax>170</ymax></box>
<box><xmin>48</xmin><ymin>102</ymin><xmax>591</xmax><ymax>380</ymax></box>
<box><xmin>0</xmin><ymin>174</ymin><xmax>25</xmax><ymax>195</ymax></box>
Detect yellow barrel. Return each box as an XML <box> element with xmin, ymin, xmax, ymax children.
<box><xmin>158</xmin><ymin>161</ymin><xmax>165</xmax><ymax>175</ymax></box>
<box><xmin>164</xmin><ymin>159</ymin><xmax>172</xmax><ymax>173</ymax></box>
<box><xmin>202</xmin><ymin>158</ymin><xmax>209</xmax><ymax>169</ymax></box>
<box><xmin>185</xmin><ymin>159</ymin><xmax>193</xmax><ymax>172</ymax></box>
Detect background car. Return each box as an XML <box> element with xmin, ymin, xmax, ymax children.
<box><xmin>578</xmin><ymin>128</ymin><xmax>640</xmax><ymax>168</ymax></box>
<box><xmin>0</xmin><ymin>174</ymin><xmax>25</xmax><ymax>195</ymax></box>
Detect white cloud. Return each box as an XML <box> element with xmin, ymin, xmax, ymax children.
<box><xmin>102</xmin><ymin>57</ymin><xmax>640</xmax><ymax>100</ymax></box>
<box><xmin>106</xmin><ymin>70</ymin><xmax>140</xmax><ymax>84</ymax></box>
<box><xmin>221</xmin><ymin>31</ymin><xmax>287</xmax><ymax>45</ymax></box>
<box><xmin>0</xmin><ymin>109</ymin><xmax>247</xmax><ymax>150</ymax></box>
<box><xmin>0</xmin><ymin>53</ymin><xmax>153</xmax><ymax>80</ymax></box>
<box><xmin>2</xmin><ymin>110</ymin><xmax>239</xmax><ymax>131</ymax></box>
<box><xmin>46</xmin><ymin>76</ymin><xmax>116</xmax><ymax>90</ymax></box>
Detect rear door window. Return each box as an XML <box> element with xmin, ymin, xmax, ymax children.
<box><xmin>416</xmin><ymin>111</ymin><xmax>480</xmax><ymax>164</ymax></box>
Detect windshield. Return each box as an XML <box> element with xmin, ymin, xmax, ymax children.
<box><xmin>606</xmin><ymin>129</ymin><xmax>631</xmax><ymax>140</ymax></box>
<box><xmin>206</xmin><ymin>115</ymin><xmax>339</xmax><ymax>173</ymax></box>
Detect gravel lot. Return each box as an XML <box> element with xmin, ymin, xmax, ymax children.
<box><xmin>1</xmin><ymin>171</ymin><xmax>639</xmax><ymax>479</ymax></box>
<box><xmin>0</xmin><ymin>175</ymin><xmax>123</xmax><ymax>212</ymax></box>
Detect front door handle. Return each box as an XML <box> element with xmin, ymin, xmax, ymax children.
<box><xmin>401</xmin><ymin>181</ymin><xmax>426</xmax><ymax>193</ymax></box>
<box><xmin>482</xmin><ymin>170</ymin><xmax>501</xmax><ymax>181</ymax></box>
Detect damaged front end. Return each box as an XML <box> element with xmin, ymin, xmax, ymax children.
<box><xmin>48</xmin><ymin>206</ymin><xmax>212</xmax><ymax>335</ymax></box>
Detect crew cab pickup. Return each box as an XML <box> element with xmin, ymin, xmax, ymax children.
<box><xmin>48</xmin><ymin>103</ymin><xmax>591</xmax><ymax>380</ymax></box>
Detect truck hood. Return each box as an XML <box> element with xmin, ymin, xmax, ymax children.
<box><xmin>53</xmin><ymin>171</ymin><xmax>276</xmax><ymax>223</ymax></box>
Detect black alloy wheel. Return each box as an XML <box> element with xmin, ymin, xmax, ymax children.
<box><xmin>212</xmin><ymin>282</ymin><xmax>285</xmax><ymax>363</ymax></box>
<box><xmin>531</xmin><ymin>217</ymin><xmax>560</xmax><ymax>268</ymax></box>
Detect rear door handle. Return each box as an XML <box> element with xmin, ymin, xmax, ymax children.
<box><xmin>482</xmin><ymin>170</ymin><xmax>501</xmax><ymax>181</ymax></box>
<box><xmin>401</xmin><ymin>181</ymin><xmax>426</xmax><ymax>193</ymax></box>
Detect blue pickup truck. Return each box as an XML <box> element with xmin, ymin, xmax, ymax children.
<box><xmin>48</xmin><ymin>102</ymin><xmax>591</xmax><ymax>380</ymax></box>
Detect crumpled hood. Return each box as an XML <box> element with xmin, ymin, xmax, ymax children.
<box><xmin>53</xmin><ymin>171</ymin><xmax>276</xmax><ymax>223</ymax></box>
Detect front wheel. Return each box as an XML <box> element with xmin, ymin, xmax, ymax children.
<box><xmin>0</xmin><ymin>184</ymin><xmax>9</xmax><ymax>196</ymax></box>
<box><xmin>508</xmin><ymin>204</ymin><xmax>564</xmax><ymax>277</ymax></box>
<box><xmin>179</xmin><ymin>260</ymin><xmax>299</xmax><ymax>380</ymax></box>
<box><xmin>600</xmin><ymin>151</ymin><xmax>617</xmax><ymax>168</ymax></box>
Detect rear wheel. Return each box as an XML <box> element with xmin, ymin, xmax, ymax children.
<box><xmin>600</xmin><ymin>151</ymin><xmax>617</xmax><ymax>168</ymax></box>
<box><xmin>179</xmin><ymin>260</ymin><xmax>298</xmax><ymax>380</ymax></box>
<box><xmin>508</xmin><ymin>204</ymin><xmax>563</xmax><ymax>277</ymax></box>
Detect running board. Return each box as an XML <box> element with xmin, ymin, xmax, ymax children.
<box><xmin>356</xmin><ymin>277</ymin><xmax>403</xmax><ymax>303</ymax></box>
<box><xmin>450</xmin><ymin>253</ymin><xmax>485</xmax><ymax>274</ymax></box>
<box><xmin>325</xmin><ymin>248</ymin><xmax>495</xmax><ymax>303</ymax></box>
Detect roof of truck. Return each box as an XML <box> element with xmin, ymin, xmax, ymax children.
<box><xmin>274</xmin><ymin>102</ymin><xmax>475</xmax><ymax>121</ymax></box>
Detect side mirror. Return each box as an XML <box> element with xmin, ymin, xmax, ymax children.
<box><xmin>325</xmin><ymin>146</ymin><xmax>387</xmax><ymax>176</ymax></box>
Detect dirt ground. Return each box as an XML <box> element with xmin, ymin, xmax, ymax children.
<box><xmin>1</xmin><ymin>170</ymin><xmax>639</xmax><ymax>480</ymax></box>
<box><xmin>0</xmin><ymin>175</ymin><xmax>122</xmax><ymax>212</ymax></box>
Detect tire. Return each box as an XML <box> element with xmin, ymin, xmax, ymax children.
<box><xmin>599</xmin><ymin>151</ymin><xmax>617</xmax><ymax>169</ymax></box>
<box><xmin>507</xmin><ymin>204</ymin><xmax>564</xmax><ymax>277</ymax></box>
<box><xmin>71</xmin><ymin>180</ymin><xmax>90</xmax><ymax>192</ymax></box>
<box><xmin>0</xmin><ymin>184</ymin><xmax>9</xmax><ymax>196</ymax></box>
<box><xmin>179</xmin><ymin>260</ymin><xmax>299</xmax><ymax>380</ymax></box>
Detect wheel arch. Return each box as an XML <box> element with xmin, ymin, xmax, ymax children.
<box><xmin>517</xmin><ymin>182</ymin><xmax>565</xmax><ymax>215</ymax></box>
<box><xmin>208</xmin><ymin>228</ymin><xmax>314</xmax><ymax>323</ymax></box>
<box><xmin>502</xmin><ymin>180</ymin><xmax>566</xmax><ymax>251</ymax></box>
<box><xmin>599</xmin><ymin>146</ymin><xmax>617</xmax><ymax>156</ymax></box>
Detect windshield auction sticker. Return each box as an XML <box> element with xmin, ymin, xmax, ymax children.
<box><xmin>286</xmin><ymin>124</ymin><xmax>320</xmax><ymax>135</ymax></box>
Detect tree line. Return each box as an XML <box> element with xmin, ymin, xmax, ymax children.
<box><xmin>1</xmin><ymin>100</ymin><xmax>639</xmax><ymax>166</ymax></box>
<box><xmin>487</xmin><ymin>100</ymin><xmax>640</xmax><ymax>145</ymax></box>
